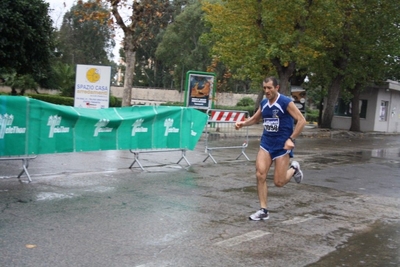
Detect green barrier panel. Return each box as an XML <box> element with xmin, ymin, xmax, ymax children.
<box><xmin>27</xmin><ymin>99</ymin><xmax>78</xmax><ymax>154</ymax></box>
<box><xmin>0</xmin><ymin>96</ymin><xmax>208</xmax><ymax>156</ymax></box>
<box><xmin>152</xmin><ymin>106</ymin><xmax>181</xmax><ymax>149</ymax></box>
<box><xmin>73</xmin><ymin>107</ymin><xmax>122</xmax><ymax>152</ymax></box>
<box><xmin>0</xmin><ymin>96</ymin><xmax>29</xmax><ymax>155</ymax></box>
<box><xmin>115</xmin><ymin>106</ymin><xmax>155</xmax><ymax>150</ymax></box>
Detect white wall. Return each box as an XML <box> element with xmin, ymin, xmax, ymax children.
<box><xmin>388</xmin><ymin>91</ymin><xmax>400</xmax><ymax>133</ymax></box>
<box><xmin>111</xmin><ymin>86</ymin><xmax>258</xmax><ymax>107</ymax></box>
<box><xmin>374</xmin><ymin>90</ymin><xmax>391</xmax><ymax>132</ymax></box>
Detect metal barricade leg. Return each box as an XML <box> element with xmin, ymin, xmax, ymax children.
<box><xmin>129</xmin><ymin>152</ymin><xmax>145</xmax><ymax>171</ymax></box>
<box><xmin>203</xmin><ymin>149</ymin><xmax>218</xmax><ymax>164</ymax></box>
<box><xmin>176</xmin><ymin>150</ymin><xmax>191</xmax><ymax>166</ymax></box>
<box><xmin>236</xmin><ymin>148</ymin><xmax>250</xmax><ymax>161</ymax></box>
<box><xmin>129</xmin><ymin>149</ymin><xmax>191</xmax><ymax>171</ymax></box>
<box><xmin>17</xmin><ymin>158</ymin><xmax>32</xmax><ymax>183</ymax></box>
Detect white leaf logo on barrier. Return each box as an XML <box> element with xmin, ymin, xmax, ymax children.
<box><xmin>94</xmin><ymin>119</ymin><xmax>113</xmax><ymax>137</ymax></box>
<box><xmin>48</xmin><ymin>115</ymin><xmax>61</xmax><ymax>138</ymax></box>
<box><xmin>131</xmin><ymin>118</ymin><xmax>148</xmax><ymax>136</ymax></box>
<box><xmin>0</xmin><ymin>114</ymin><xmax>14</xmax><ymax>138</ymax></box>
<box><xmin>164</xmin><ymin>118</ymin><xmax>179</xmax><ymax>136</ymax></box>
<box><xmin>47</xmin><ymin>115</ymin><xmax>70</xmax><ymax>138</ymax></box>
<box><xmin>191</xmin><ymin>122</ymin><xmax>197</xmax><ymax>136</ymax></box>
<box><xmin>0</xmin><ymin>114</ymin><xmax>26</xmax><ymax>139</ymax></box>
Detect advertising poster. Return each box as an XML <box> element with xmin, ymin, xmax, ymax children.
<box><xmin>185</xmin><ymin>71</ymin><xmax>215</xmax><ymax>110</ymax></box>
<box><xmin>74</xmin><ymin>64</ymin><xmax>111</xmax><ymax>109</ymax></box>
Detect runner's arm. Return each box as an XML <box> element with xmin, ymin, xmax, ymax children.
<box><xmin>235</xmin><ymin>108</ymin><xmax>262</xmax><ymax>130</ymax></box>
<box><xmin>284</xmin><ymin>102</ymin><xmax>307</xmax><ymax>149</ymax></box>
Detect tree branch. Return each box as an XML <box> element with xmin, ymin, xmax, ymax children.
<box><xmin>109</xmin><ymin>0</ymin><xmax>128</xmax><ymax>33</ymax></box>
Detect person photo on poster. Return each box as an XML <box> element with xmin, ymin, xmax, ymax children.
<box><xmin>188</xmin><ymin>74</ymin><xmax>213</xmax><ymax>108</ymax></box>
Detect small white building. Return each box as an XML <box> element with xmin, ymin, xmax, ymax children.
<box><xmin>331</xmin><ymin>80</ymin><xmax>400</xmax><ymax>133</ymax></box>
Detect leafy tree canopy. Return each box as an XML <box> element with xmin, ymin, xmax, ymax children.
<box><xmin>0</xmin><ymin>0</ymin><xmax>54</xmax><ymax>77</ymax></box>
<box><xmin>57</xmin><ymin>1</ymin><xmax>115</xmax><ymax>66</ymax></box>
<box><xmin>305</xmin><ymin>0</ymin><xmax>400</xmax><ymax>128</ymax></box>
<box><xmin>156</xmin><ymin>1</ymin><xmax>211</xmax><ymax>90</ymax></box>
<box><xmin>202</xmin><ymin>0</ymin><xmax>334</xmax><ymax>93</ymax></box>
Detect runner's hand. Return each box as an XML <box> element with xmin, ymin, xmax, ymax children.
<box><xmin>235</xmin><ymin>122</ymin><xmax>243</xmax><ymax>130</ymax></box>
<box><xmin>284</xmin><ymin>138</ymin><xmax>295</xmax><ymax>150</ymax></box>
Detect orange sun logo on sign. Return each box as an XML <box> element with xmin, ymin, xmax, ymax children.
<box><xmin>86</xmin><ymin>68</ymin><xmax>100</xmax><ymax>83</ymax></box>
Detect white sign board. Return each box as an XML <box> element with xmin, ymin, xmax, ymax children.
<box><xmin>74</xmin><ymin>64</ymin><xmax>111</xmax><ymax>109</ymax></box>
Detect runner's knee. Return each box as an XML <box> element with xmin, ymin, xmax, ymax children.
<box><xmin>256</xmin><ymin>171</ymin><xmax>267</xmax><ymax>182</ymax></box>
<box><xmin>274</xmin><ymin>179</ymin><xmax>285</xmax><ymax>187</ymax></box>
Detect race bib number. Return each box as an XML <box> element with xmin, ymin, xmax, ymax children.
<box><xmin>263</xmin><ymin>118</ymin><xmax>279</xmax><ymax>132</ymax></box>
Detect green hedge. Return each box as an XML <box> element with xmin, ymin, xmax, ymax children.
<box><xmin>236</xmin><ymin>97</ymin><xmax>255</xmax><ymax>107</ymax></box>
<box><xmin>305</xmin><ymin>108</ymin><xmax>319</xmax><ymax>123</ymax></box>
<box><xmin>28</xmin><ymin>94</ymin><xmax>74</xmax><ymax>106</ymax></box>
<box><xmin>161</xmin><ymin>101</ymin><xmax>184</xmax><ymax>107</ymax></box>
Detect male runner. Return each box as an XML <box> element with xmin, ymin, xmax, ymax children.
<box><xmin>235</xmin><ymin>76</ymin><xmax>306</xmax><ymax>221</ymax></box>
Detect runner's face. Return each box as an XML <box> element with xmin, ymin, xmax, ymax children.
<box><xmin>263</xmin><ymin>81</ymin><xmax>278</xmax><ymax>100</ymax></box>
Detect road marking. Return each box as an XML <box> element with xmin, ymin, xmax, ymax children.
<box><xmin>215</xmin><ymin>230</ymin><xmax>271</xmax><ymax>247</ymax></box>
<box><xmin>36</xmin><ymin>192</ymin><xmax>74</xmax><ymax>201</ymax></box>
<box><xmin>282</xmin><ymin>214</ymin><xmax>322</xmax><ymax>225</ymax></box>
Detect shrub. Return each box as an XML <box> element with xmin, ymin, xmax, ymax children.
<box><xmin>305</xmin><ymin>108</ymin><xmax>319</xmax><ymax>123</ymax></box>
<box><xmin>109</xmin><ymin>95</ymin><xmax>122</xmax><ymax>107</ymax></box>
<box><xmin>161</xmin><ymin>101</ymin><xmax>184</xmax><ymax>106</ymax></box>
<box><xmin>28</xmin><ymin>94</ymin><xmax>74</xmax><ymax>106</ymax></box>
<box><xmin>236</xmin><ymin>97</ymin><xmax>255</xmax><ymax>107</ymax></box>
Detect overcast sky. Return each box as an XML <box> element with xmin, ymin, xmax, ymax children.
<box><xmin>45</xmin><ymin>0</ymin><xmax>122</xmax><ymax>63</ymax></box>
<box><xmin>45</xmin><ymin>0</ymin><xmax>77</xmax><ymax>29</ymax></box>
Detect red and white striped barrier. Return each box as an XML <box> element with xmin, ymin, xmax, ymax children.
<box><xmin>209</xmin><ymin>110</ymin><xmax>246</xmax><ymax>122</ymax></box>
<box><xmin>204</xmin><ymin>109</ymin><xmax>250</xmax><ymax>164</ymax></box>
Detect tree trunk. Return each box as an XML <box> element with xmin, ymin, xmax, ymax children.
<box><xmin>320</xmin><ymin>75</ymin><xmax>343</xmax><ymax>128</ymax></box>
<box><xmin>109</xmin><ymin>1</ymin><xmax>137</xmax><ymax>107</ymax></box>
<box><xmin>318</xmin><ymin>98</ymin><xmax>323</xmax><ymax>126</ymax></box>
<box><xmin>11</xmin><ymin>87</ymin><xmax>17</xmax><ymax>96</ymax></box>
<box><xmin>254</xmin><ymin>89</ymin><xmax>264</xmax><ymax>114</ymax></box>
<box><xmin>122</xmin><ymin>47</ymin><xmax>136</xmax><ymax>107</ymax></box>
<box><xmin>349</xmin><ymin>83</ymin><xmax>362</xmax><ymax>132</ymax></box>
<box><xmin>272</xmin><ymin>59</ymin><xmax>296</xmax><ymax>96</ymax></box>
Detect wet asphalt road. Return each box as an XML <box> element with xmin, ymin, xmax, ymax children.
<box><xmin>1</xmin><ymin>131</ymin><xmax>400</xmax><ymax>267</ymax></box>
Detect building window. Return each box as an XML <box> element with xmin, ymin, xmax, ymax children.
<box><xmin>334</xmin><ymin>98</ymin><xmax>368</xmax><ymax>118</ymax></box>
<box><xmin>379</xmin><ymin>101</ymin><xmax>389</xmax><ymax>121</ymax></box>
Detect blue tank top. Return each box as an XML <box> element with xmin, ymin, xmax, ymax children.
<box><xmin>260</xmin><ymin>94</ymin><xmax>294</xmax><ymax>150</ymax></box>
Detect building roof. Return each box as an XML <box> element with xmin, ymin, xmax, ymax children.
<box><xmin>387</xmin><ymin>79</ymin><xmax>400</xmax><ymax>91</ymax></box>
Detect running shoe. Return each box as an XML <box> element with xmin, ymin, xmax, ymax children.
<box><xmin>249</xmin><ymin>208</ymin><xmax>269</xmax><ymax>221</ymax></box>
<box><xmin>291</xmin><ymin>161</ymin><xmax>303</xmax><ymax>183</ymax></box>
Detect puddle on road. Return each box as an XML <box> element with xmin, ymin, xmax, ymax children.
<box><xmin>369</xmin><ymin>148</ymin><xmax>400</xmax><ymax>159</ymax></box>
<box><xmin>302</xmin><ymin>147</ymin><xmax>400</xmax><ymax>169</ymax></box>
<box><xmin>307</xmin><ymin>221</ymin><xmax>400</xmax><ymax>267</ymax></box>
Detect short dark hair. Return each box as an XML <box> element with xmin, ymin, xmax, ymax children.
<box><xmin>263</xmin><ymin>76</ymin><xmax>279</xmax><ymax>87</ymax></box>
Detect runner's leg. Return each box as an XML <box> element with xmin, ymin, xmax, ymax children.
<box><xmin>273</xmin><ymin>153</ymin><xmax>295</xmax><ymax>187</ymax></box>
<box><xmin>255</xmin><ymin>148</ymin><xmax>272</xmax><ymax>208</ymax></box>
